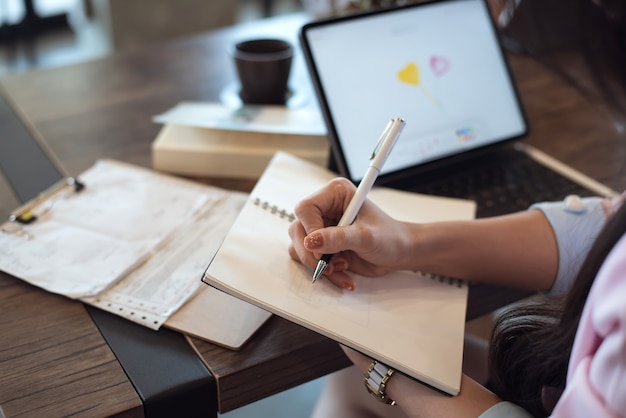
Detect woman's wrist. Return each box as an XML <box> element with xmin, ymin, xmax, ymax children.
<box><xmin>404</xmin><ymin>211</ymin><xmax>559</xmax><ymax>288</ymax></box>
<box><xmin>403</xmin><ymin>221</ymin><xmax>456</xmax><ymax>274</ymax></box>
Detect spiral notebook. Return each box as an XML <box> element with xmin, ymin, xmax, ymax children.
<box><xmin>203</xmin><ymin>152</ymin><xmax>476</xmax><ymax>395</ymax></box>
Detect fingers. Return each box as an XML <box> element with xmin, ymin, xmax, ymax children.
<box><xmin>302</xmin><ymin>226</ymin><xmax>350</xmax><ymax>256</ymax></box>
<box><xmin>288</xmin><ymin>178</ymin><xmax>362</xmax><ymax>291</ymax></box>
<box><xmin>325</xmin><ymin>270</ymin><xmax>357</xmax><ymax>291</ymax></box>
<box><xmin>288</xmin><ymin>219</ymin><xmax>357</xmax><ymax>291</ymax></box>
<box><xmin>288</xmin><ymin>177</ymin><xmax>356</xmax><ymax>267</ymax></box>
<box><xmin>287</xmin><ymin>218</ymin><xmax>319</xmax><ymax>267</ymax></box>
<box><xmin>294</xmin><ymin>177</ymin><xmax>356</xmax><ymax>235</ymax></box>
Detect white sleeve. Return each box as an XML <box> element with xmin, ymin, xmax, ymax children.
<box><xmin>479</xmin><ymin>401</ymin><xmax>533</xmax><ymax>418</ymax></box>
<box><xmin>530</xmin><ymin>196</ymin><xmax>606</xmax><ymax>296</ymax></box>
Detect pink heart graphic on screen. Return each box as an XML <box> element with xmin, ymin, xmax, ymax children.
<box><xmin>430</xmin><ymin>56</ymin><xmax>450</xmax><ymax>77</ymax></box>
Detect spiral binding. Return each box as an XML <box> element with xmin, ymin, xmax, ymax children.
<box><xmin>252</xmin><ymin>197</ymin><xmax>296</xmax><ymax>222</ymax></box>
<box><xmin>422</xmin><ymin>273</ymin><xmax>466</xmax><ymax>288</ymax></box>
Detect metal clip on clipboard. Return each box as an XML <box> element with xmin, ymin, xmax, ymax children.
<box><xmin>2</xmin><ymin>176</ymin><xmax>85</xmax><ymax>238</ymax></box>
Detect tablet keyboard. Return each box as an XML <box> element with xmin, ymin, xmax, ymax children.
<box><xmin>396</xmin><ymin>147</ymin><xmax>593</xmax><ymax>218</ymax></box>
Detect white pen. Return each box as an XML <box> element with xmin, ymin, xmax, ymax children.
<box><xmin>312</xmin><ymin>117</ymin><xmax>406</xmax><ymax>283</ymax></box>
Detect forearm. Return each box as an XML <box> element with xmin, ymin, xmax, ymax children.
<box><xmin>390</xmin><ymin>373</ymin><xmax>501</xmax><ymax>418</ymax></box>
<box><xmin>404</xmin><ymin>209</ymin><xmax>558</xmax><ymax>291</ymax></box>
<box><xmin>344</xmin><ymin>346</ymin><xmax>501</xmax><ymax>418</ymax></box>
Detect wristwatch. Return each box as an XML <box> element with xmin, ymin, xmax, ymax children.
<box><xmin>364</xmin><ymin>360</ymin><xmax>397</xmax><ymax>406</ymax></box>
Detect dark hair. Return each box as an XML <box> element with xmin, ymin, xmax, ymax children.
<box><xmin>487</xmin><ymin>1</ymin><xmax>626</xmax><ymax>416</ymax></box>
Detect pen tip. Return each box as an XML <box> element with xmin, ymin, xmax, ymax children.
<box><xmin>312</xmin><ymin>260</ymin><xmax>327</xmax><ymax>283</ymax></box>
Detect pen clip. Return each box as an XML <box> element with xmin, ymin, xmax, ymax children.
<box><xmin>369</xmin><ymin>118</ymin><xmax>405</xmax><ymax>172</ymax></box>
<box><xmin>370</xmin><ymin>119</ymin><xmax>394</xmax><ymax>160</ymax></box>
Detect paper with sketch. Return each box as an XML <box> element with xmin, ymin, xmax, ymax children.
<box><xmin>153</xmin><ymin>102</ymin><xmax>326</xmax><ymax>136</ymax></box>
<box><xmin>203</xmin><ymin>152</ymin><xmax>476</xmax><ymax>395</ymax></box>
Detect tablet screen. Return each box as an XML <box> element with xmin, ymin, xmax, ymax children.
<box><xmin>301</xmin><ymin>0</ymin><xmax>527</xmax><ymax>181</ymax></box>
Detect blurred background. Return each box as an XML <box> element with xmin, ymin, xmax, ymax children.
<box><xmin>0</xmin><ymin>0</ymin><xmax>438</xmax><ymax>75</ymax></box>
<box><xmin>0</xmin><ymin>0</ymin><xmax>306</xmax><ymax>74</ymax></box>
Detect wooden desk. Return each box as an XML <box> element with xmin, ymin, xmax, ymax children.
<box><xmin>1</xmin><ymin>12</ymin><xmax>625</xmax><ymax>418</ymax></box>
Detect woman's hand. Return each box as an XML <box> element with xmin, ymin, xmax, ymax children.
<box><xmin>289</xmin><ymin>177</ymin><xmax>559</xmax><ymax>292</ymax></box>
<box><xmin>288</xmin><ymin>177</ymin><xmax>413</xmax><ymax>290</ymax></box>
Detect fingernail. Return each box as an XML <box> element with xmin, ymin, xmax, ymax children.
<box><xmin>305</xmin><ymin>233</ymin><xmax>322</xmax><ymax>249</ymax></box>
<box><xmin>341</xmin><ymin>281</ymin><xmax>355</xmax><ymax>291</ymax></box>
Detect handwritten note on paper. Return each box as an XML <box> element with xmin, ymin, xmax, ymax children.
<box><xmin>0</xmin><ymin>160</ymin><xmax>231</xmax><ymax>299</ymax></box>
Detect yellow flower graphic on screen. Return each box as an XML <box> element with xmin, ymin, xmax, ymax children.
<box><xmin>398</xmin><ymin>57</ymin><xmax>450</xmax><ymax>107</ymax></box>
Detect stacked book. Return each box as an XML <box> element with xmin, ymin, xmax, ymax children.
<box><xmin>152</xmin><ymin>102</ymin><xmax>330</xmax><ymax>179</ymax></box>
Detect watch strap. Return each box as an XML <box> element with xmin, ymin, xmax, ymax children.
<box><xmin>364</xmin><ymin>360</ymin><xmax>397</xmax><ymax>406</ymax></box>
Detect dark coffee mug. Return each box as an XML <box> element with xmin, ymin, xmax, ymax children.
<box><xmin>232</xmin><ymin>39</ymin><xmax>293</xmax><ymax>105</ymax></box>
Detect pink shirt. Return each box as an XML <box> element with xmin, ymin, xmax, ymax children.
<box><xmin>552</xmin><ymin>233</ymin><xmax>626</xmax><ymax>417</ymax></box>
<box><xmin>481</xmin><ymin>194</ymin><xmax>626</xmax><ymax>418</ymax></box>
